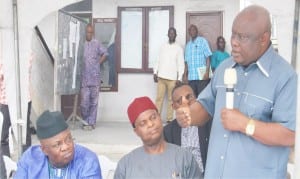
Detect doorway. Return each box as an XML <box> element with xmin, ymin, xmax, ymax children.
<box><xmin>186</xmin><ymin>11</ymin><xmax>223</xmax><ymax>51</ymax></box>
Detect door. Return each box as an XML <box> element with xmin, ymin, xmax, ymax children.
<box><xmin>186</xmin><ymin>11</ymin><xmax>223</xmax><ymax>52</ymax></box>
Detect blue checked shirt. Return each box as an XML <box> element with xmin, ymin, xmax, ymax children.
<box><xmin>185</xmin><ymin>36</ymin><xmax>212</xmax><ymax>80</ymax></box>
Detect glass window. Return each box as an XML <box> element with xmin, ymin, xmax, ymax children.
<box><xmin>117</xmin><ymin>6</ymin><xmax>174</xmax><ymax>73</ymax></box>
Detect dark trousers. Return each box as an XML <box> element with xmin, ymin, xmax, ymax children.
<box><xmin>0</xmin><ymin>104</ymin><xmax>11</xmax><ymax>157</ymax></box>
<box><xmin>188</xmin><ymin>79</ymin><xmax>212</xmax><ymax>171</ymax></box>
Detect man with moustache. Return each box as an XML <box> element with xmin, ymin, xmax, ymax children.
<box><xmin>14</xmin><ymin>110</ymin><xmax>102</xmax><ymax>178</ymax></box>
<box><xmin>175</xmin><ymin>5</ymin><xmax>297</xmax><ymax>179</ymax></box>
<box><xmin>114</xmin><ymin>96</ymin><xmax>202</xmax><ymax>179</ymax></box>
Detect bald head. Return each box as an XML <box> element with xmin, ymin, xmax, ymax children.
<box><xmin>86</xmin><ymin>23</ymin><xmax>94</xmax><ymax>41</ymax></box>
<box><xmin>235</xmin><ymin>5</ymin><xmax>271</xmax><ymax>36</ymax></box>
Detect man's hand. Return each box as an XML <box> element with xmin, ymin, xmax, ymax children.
<box><xmin>99</xmin><ymin>55</ymin><xmax>107</xmax><ymax>65</ymax></box>
<box><xmin>153</xmin><ymin>74</ymin><xmax>158</xmax><ymax>83</ymax></box>
<box><xmin>203</xmin><ymin>71</ymin><xmax>209</xmax><ymax>80</ymax></box>
<box><xmin>175</xmin><ymin>106</ymin><xmax>192</xmax><ymax>128</ymax></box>
<box><xmin>221</xmin><ymin>108</ymin><xmax>248</xmax><ymax>132</ymax></box>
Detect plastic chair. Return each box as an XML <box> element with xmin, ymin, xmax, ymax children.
<box><xmin>3</xmin><ymin>155</ymin><xmax>17</xmax><ymax>178</ymax></box>
<box><xmin>98</xmin><ymin>155</ymin><xmax>117</xmax><ymax>179</ymax></box>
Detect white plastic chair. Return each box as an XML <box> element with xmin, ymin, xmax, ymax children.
<box><xmin>98</xmin><ymin>155</ymin><xmax>117</xmax><ymax>179</ymax></box>
<box><xmin>287</xmin><ymin>163</ymin><xmax>294</xmax><ymax>179</ymax></box>
<box><xmin>3</xmin><ymin>155</ymin><xmax>17</xmax><ymax>178</ymax></box>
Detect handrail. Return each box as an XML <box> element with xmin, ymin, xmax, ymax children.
<box><xmin>34</xmin><ymin>26</ymin><xmax>55</xmax><ymax>65</ymax></box>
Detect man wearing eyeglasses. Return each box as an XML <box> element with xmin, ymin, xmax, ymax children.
<box><xmin>164</xmin><ymin>83</ymin><xmax>210</xmax><ymax>176</ymax></box>
<box><xmin>14</xmin><ymin>110</ymin><xmax>102</xmax><ymax>178</ymax></box>
<box><xmin>176</xmin><ymin>5</ymin><xmax>297</xmax><ymax>179</ymax></box>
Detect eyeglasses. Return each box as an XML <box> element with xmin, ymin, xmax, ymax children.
<box><xmin>45</xmin><ymin>135</ymin><xmax>75</xmax><ymax>150</ymax></box>
<box><xmin>174</xmin><ymin>93</ymin><xmax>196</xmax><ymax>106</ymax></box>
<box><xmin>231</xmin><ymin>31</ymin><xmax>265</xmax><ymax>44</ymax></box>
<box><xmin>231</xmin><ymin>32</ymin><xmax>254</xmax><ymax>43</ymax></box>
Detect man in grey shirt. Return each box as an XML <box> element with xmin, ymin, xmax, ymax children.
<box><xmin>114</xmin><ymin>96</ymin><xmax>202</xmax><ymax>179</ymax></box>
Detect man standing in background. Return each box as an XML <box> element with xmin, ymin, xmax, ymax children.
<box><xmin>184</xmin><ymin>25</ymin><xmax>212</xmax><ymax>155</ymax></box>
<box><xmin>153</xmin><ymin>27</ymin><xmax>185</xmax><ymax>123</ymax></box>
<box><xmin>211</xmin><ymin>36</ymin><xmax>230</xmax><ymax>72</ymax></box>
<box><xmin>81</xmin><ymin>24</ymin><xmax>108</xmax><ymax>130</ymax></box>
<box><xmin>184</xmin><ymin>25</ymin><xmax>212</xmax><ymax>96</ymax></box>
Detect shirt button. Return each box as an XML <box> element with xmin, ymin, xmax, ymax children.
<box><xmin>245</xmin><ymin>72</ymin><xmax>248</xmax><ymax>76</ymax></box>
<box><xmin>220</xmin><ymin>156</ymin><xmax>224</xmax><ymax>160</ymax></box>
<box><xmin>224</xmin><ymin>134</ymin><xmax>228</xmax><ymax>138</ymax></box>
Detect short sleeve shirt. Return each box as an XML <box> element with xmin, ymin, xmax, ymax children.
<box><xmin>81</xmin><ymin>39</ymin><xmax>108</xmax><ymax>87</ymax></box>
<box><xmin>185</xmin><ymin>37</ymin><xmax>212</xmax><ymax>80</ymax></box>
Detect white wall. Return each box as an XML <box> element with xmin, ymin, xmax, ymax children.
<box><xmin>93</xmin><ymin>0</ymin><xmax>240</xmax><ymax>122</ymax></box>
<box><xmin>0</xmin><ymin>0</ymin><xmax>81</xmax><ymax>145</ymax></box>
<box><xmin>241</xmin><ymin>0</ymin><xmax>295</xmax><ymax>63</ymax></box>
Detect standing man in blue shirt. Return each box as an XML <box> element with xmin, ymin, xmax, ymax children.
<box><xmin>176</xmin><ymin>5</ymin><xmax>297</xmax><ymax>179</ymax></box>
<box><xmin>184</xmin><ymin>24</ymin><xmax>212</xmax><ymax>96</ymax></box>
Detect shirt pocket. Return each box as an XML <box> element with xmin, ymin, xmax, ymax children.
<box><xmin>242</xmin><ymin>93</ymin><xmax>273</xmax><ymax>121</ymax></box>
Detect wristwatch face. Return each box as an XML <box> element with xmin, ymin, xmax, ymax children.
<box><xmin>246</xmin><ymin>122</ymin><xmax>255</xmax><ymax>136</ymax></box>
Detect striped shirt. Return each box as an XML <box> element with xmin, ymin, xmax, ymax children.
<box><xmin>185</xmin><ymin>36</ymin><xmax>212</xmax><ymax>80</ymax></box>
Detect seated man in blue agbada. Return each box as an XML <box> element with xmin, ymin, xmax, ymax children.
<box><xmin>14</xmin><ymin>110</ymin><xmax>102</xmax><ymax>179</ymax></box>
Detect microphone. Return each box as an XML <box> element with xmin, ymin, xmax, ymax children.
<box><xmin>224</xmin><ymin>68</ymin><xmax>237</xmax><ymax>109</ymax></box>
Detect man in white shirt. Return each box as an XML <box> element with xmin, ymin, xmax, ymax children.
<box><xmin>153</xmin><ymin>27</ymin><xmax>185</xmax><ymax>123</ymax></box>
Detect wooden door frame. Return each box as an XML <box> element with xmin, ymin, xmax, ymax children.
<box><xmin>186</xmin><ymin>11</ymin><xmax>223</xmax><ymax>42</ymax></box>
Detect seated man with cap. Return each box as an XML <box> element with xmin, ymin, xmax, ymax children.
<box><xmin>14</xmin><ymin>110</ymin><xmax>102</xmax><ymax>179</ymax></box>
<box><xmin>114</xmin><ymin>97</ymin><xmax>202</xmax><ymax>179</ymax></box>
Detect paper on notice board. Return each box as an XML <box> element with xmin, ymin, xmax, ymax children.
<box><xmin>71</xmin><ymin>21</ymin><xmax>80</xmax><ymax>89</ymax></box>
<box><xmin>62</xmin><ymin>38</ymin><xmax>67</xmax><ymax>59</ymax></box>
<box><xmin>69</xmin><ymin>20</ymin><xmax>77</xmax><ymax>58</ymax></box>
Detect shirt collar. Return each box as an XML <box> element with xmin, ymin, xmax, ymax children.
<box><xmin>230</xmin><ymin>45</ymin><xmax>274</xmax><ymax>77</ymax></box>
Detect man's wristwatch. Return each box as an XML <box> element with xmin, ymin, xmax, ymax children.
<box><xmin>245</xmin><ymin>119</ymin><xmax>256</xmax><ymax>136</ymax></box>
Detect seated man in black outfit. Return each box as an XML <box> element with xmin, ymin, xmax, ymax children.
<box><xmin>163</xmin><ymin>83</ymin><xmax>212</xmax><ymax>174</ymax></box>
